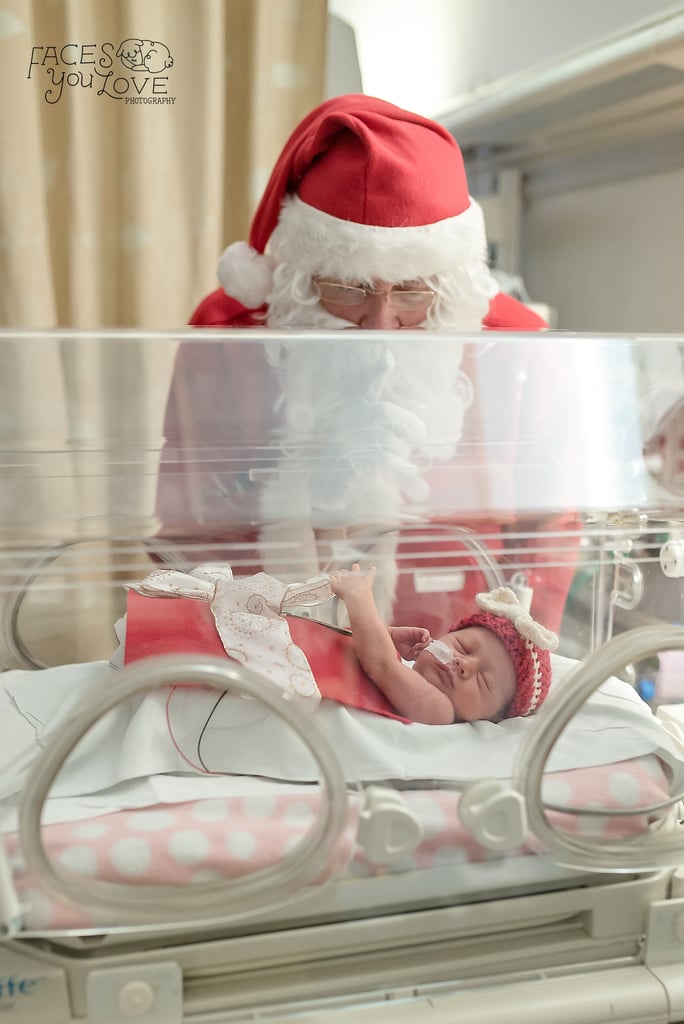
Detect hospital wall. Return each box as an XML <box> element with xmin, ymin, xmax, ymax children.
<box><xmin>328</xmin><ymin>0</ymin><xmax>684</xmax><ymax>333</ymax></box>
<box><xmin>521</xmin><ymin>165</ymin><xmax>684</xmax><ymax>333</ymax></box>
<box><xmin>327</xmin><ymin>0</ymin><xmax>681</xmax><ymax>115</ymax></box>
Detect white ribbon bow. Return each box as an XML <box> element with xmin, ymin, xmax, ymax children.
<box><xmin>475</xmin><ymin>587</ymin><xmax>559</xmax><ymax>651</ymax></box>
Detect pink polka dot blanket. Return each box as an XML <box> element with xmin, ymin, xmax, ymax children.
<box><xmin>2</xmin><ymin>756</ymin><xmax>675</xmax><ymax>932</ymax></box>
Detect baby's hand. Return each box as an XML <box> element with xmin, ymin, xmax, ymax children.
<box><xmin>328</xmin><ymin>563</ymin><xmax>376</xmax><ymax>600</ymax></box>
<box><xmin>388</xmin><ymin>625</ymin><xmax>432</xmax><ymax>661</ymax></box>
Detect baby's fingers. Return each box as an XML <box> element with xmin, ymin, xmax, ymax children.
<box><xmin>350</xmin><ymin>565</ymin><xmax>376</xmax><ymax>581</ymax></box>
<box><xmin>348</xmin><ymin>562</ymin><xmax>376</xmax><ymax>579</ymax></box>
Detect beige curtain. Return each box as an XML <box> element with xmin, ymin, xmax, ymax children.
<box><xmin>0</xmin><ymin>0</ymin><xmax>327</xmax><ymax>664</ymax></box>
<box><xmin>0</xmin><ymin>0</ymin><xmax>327</xmax><ymax>327</ymax></box>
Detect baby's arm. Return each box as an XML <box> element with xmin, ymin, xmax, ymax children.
<box><xmin>329</xmin><ymin>565</ymin><xmax>454</xmax><ymax>725</ymax></box>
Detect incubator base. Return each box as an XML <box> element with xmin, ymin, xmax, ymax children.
<box><xmin>4</xmin><ymin>869</ymin><xmax>684</xmax><ymax>1022</ymax></box>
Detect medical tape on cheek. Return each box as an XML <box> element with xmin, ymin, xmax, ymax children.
<box><xmin>425</xmin><ymin>639</ymin><xmax>454</xmax><ymax>665</ymax></box>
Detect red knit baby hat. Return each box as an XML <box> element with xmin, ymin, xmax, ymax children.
<box><xmin>451</xmin><ymin>587</ymin><xmax>559</xmax><ymax>719</ymax></box>
<box><xmin>218</xmin><ymin>93</ymin><xmax>488</xmax><ymax>308</ymax></box>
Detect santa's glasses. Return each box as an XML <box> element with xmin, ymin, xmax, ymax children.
<box><xmin>314</xmin><ymin>279</ymin><xmax>436</xmax><ymax>312</ymax></box>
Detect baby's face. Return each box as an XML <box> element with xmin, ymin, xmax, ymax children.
<box><xmin>412</xmin><ymin>626</ymin><xmax>516</xmax><ymax>723</ymax></box>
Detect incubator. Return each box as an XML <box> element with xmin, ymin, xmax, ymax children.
<box><xmin>2</xmin><ymin>327</ymin><xmax>684</xmax><ymax>1023</ymax></box>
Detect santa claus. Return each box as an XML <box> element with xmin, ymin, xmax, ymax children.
<box><xmin>154</xmin><ymin>94</ymin><xmax>576</xmax><ymax>635</ymax></box>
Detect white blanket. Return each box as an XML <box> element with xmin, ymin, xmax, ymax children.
<box><xmin>2</xmin><ymin>653</ymin><xmax>684</xmax><ymax>804</ymax></box>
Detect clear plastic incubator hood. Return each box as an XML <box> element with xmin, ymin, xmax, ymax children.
<box><xmin>2</xmin><ymin>328</ymin><xmax>684</xmax><ymax>1023</ymax></box>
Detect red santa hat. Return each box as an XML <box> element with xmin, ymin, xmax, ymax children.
<box><xmin>218</xmin><ymin>93</ymin><xmax>488</xmax><ymax>308</ymax></box>
<box><xmin>451</xmin><ymin>587</ymin><xmax>559</xmax><ymax>719</ymax></box>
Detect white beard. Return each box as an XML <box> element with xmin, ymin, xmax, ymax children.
<box><xmin>257</xmin><ymin>271</ymin><xmax>474</xmax><ymax>623</ymax></box>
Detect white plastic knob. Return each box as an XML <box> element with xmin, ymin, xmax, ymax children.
<box><xmin>357</xmin><ymin>786</ymin><xmax>423</xmax><ymax>864</ymax></box>
<box><xmin>119</xmin><ymin>981</ymin><xmax>155</xmax><ymax>1017</ymax></box>
<box><xmin>458</xmin><ymin>779</ymin><xmax>527</xmax><ymax>851</ymax></box>
<box><xmin>660</xmin><ymin>540</ymin><xmax>684</xmax><ymax>578</ymax></box>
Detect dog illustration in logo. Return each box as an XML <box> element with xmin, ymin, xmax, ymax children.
<box><xmin>117</xmin><ymin>39</ymin><xmax>174</xmax><ymax>74</ymax></box>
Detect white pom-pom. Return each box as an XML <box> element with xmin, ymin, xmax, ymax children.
<box><xmin>217</xmin><ymin>240</ymin><xmax>276</xmax><ymax>308</ymax></box>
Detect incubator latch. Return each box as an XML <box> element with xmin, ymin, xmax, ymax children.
<box><xmin>357</xmin><ymin>786</ymin><xmax>423</xmax><ymax>864</ymax></box>
<box><xmin>611</xmin><ymin>540</ymin><xmax>644</xmax><ymax>609</ymax></box>
<box><xmin>458</xmin><ymin>779</ymin><xmax>527</xmax><ymax>851</ymax></box>
<box><xmin>87</xmin><ymin>963</ymin><xmax>182</xmax><ymax>1023</ymax></box>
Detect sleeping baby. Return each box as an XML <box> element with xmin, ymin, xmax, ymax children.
<box><xmin>124</xmin><ymin>564</ymin><xmax>559</xmax><ymax>727</ymax></box>
<box><xmin>329</xmin><ymin>565</ymin><xmax>559</xmax><ymax>725</ymax></box>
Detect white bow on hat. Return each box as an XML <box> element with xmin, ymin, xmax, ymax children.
<box><xmin>475</xmin><ymin>587</ymin><xmax>559</xmax><ymax>651</ymax></box>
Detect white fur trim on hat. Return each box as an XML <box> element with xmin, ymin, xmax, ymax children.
<box><xmin>269</xmin><ymin>195</ymin><xmax>488</xmax><ymax>284</ymax></box>
<box><xmin>218</xmin><ymin>240</ymin><xmax>277</xmax><ymax>308</ymax></box>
